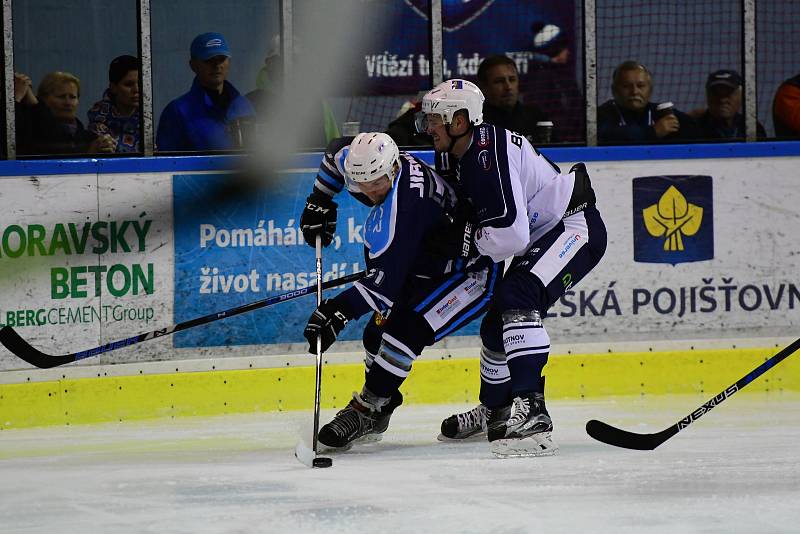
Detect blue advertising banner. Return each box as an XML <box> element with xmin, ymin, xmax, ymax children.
<box><xmin>173</xmin><ymin>171</ymin><xmax>370</xmax><ymax>347</ymax></box>
<box><xmin>172</xmin><ymin>169</ymin><xmax>483</xmax><ymax>348</ymax></box>
<box><xmin>632</xmin><ymin>175</ymin><xmax>714</xmax><ymax>265</ymax></box>
<box><xmin>352</xmin><ymin>0</ymin><xmax>578</xmax><ymax>94</ymax></box>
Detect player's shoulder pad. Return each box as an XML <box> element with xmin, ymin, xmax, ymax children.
<box><xmin>395</xmin><ymin>152</ymin><xmax>433</xmax><ymax>200</ymax></box>
<box><xmin>363</xmin><ymin>181</ymin><xmax>400</xmax><ymax>258</ymax></box>
<box><xmin>324</xmin><ymin>135</ymin><xmax>355</xmax><ymax>157</ymax></box>
<box><xmin>474</xmin><ymin>123</ymin><xmax>493</xmax><ymax>150</ymax></box>
<box><xmin>469</xmin><ymin>124</ymin><xmax>497</xmax><ymax>174</ymax></box>
<box><xmin>324</xmin><ymin>136</ymin><xmax>354</xmax><ymax>170</ymax></box>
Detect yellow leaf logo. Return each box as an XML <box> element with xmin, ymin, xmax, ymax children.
<box><xmin>642</xmin><ymin>185</ymin><xmax>703</xmax><ymax>251</ymax></box>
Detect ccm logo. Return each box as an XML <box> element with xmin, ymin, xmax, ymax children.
<box><xmin>306</xmin><ymin>203</ymin><xmax>329</xmax><ymax>214</ymax></box>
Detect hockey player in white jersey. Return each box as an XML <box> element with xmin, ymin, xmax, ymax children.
<box><xmin>300</xmin><ymin>132</ymin><xmax>502</xmax><ymax>450</ymax></box>
<box><xmin>420</xmin><ymin>80</ymin><xmax>607</xmax><ymax>456</ymax></box>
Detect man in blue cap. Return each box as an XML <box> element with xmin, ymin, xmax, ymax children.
<box><xmin>156</xmin><ymin>32</ymin><xmax>255</xmax><ymax>152</ymax></box>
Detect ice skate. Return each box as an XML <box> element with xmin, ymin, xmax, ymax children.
<box><xmin>486</xmin><ymin>403</ymin><xmax>512</xmax><ymax>435</ymax></box>
<box><xmin>317</xmin><ymin>389</ymin><xmax>402</xmax><ymax>451</ymax></box>
<box><xmin>489</xmin><ymin>393</ymin><xmax>558</xmax><ymax>458</ymax></box>
<box><xmin>438</xmin><ymin>404</ymin><xmax>487</xmax><ymax>441</ymax></box>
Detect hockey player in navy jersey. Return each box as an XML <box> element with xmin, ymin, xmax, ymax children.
<box><xmin>419</xmin><ymin>79</ymin><xmax>607</xmax><ymax>456</ymax></box>
<box><xmin>299</xmin><ymin>132</ymin><xmax>502</xmax><ymax>450</ymax></box>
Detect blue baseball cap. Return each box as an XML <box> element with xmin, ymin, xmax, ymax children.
<box><xmin>190</xmin><ymin>32</ymin><xmax>232</xmax><ymax>61</ymax></box>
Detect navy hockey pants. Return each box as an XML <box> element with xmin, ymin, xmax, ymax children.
<box><xmin>479</xmin><ymin>206</ymin><xmax>607</xmax><ymax>406</ymax></box>
<box><xmin>362</xmin><ymin>262</ymin><xmax>502</xmax><ymax>398</ymax></box>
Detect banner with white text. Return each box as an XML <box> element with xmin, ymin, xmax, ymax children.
<box><xmin>0</xmin><ymin>154</ymin><xmax>798</xmax><ymax>370</ymax></box>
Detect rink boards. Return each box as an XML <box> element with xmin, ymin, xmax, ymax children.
<box><xmin>2</xmin><ymin>344</ymin><xmax>800</xmax><ymax>428</ymax></box>
<box><xmin>0</xmin><ymin>143</ymin><xmax>799</xmax><ymax>428</ymax></box>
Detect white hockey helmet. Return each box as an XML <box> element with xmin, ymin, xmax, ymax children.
<box><xmin>421</xmin><ymin>79</ymin><xmax>485</xmax><ymax>126</ymax></box>
<box><xmin>343</xmin><ymin>132</ymin><xmax>400</xmax><ymax>189</ymax></box>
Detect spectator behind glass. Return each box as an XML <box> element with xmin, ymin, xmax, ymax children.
<box><xmin>15</xmin><ymin>71</ymin><xmax>115</xmax><ymax>156</ymax></box>
<box><xmin>385</xmin><ymin>91</ymin><xmax>433</xmax><ymax>147</ymax></box>
<box><xmin>773</xmin><ymin>73</ymin><xmax>800</xmax><ymax>139</ymax></box>
<box><xmin>245</xmin><ymin>34</ymin><xmax>340</xmax><ymax>149</ymax></box>
<box><xmin>477</xmin><ymin>55</ymin><xmax>552</xmax><ymax>144</ymax></box>
<box><xmin>597</xmin><ymin>61</ymin><xmax>699</xmax><ymax>145</ymax></box>
<box><xmin>690</xmin><ymin>70</ymin><xmax>765</xmax><ymax>141</ymax></box>
<box><xmin>88</xmin><ymin>55</ymin><xmax>141</xmax><ymax>153</ymax></box>
<box><xmin>246</xmin><ymin>52</ymin><xmax>283</xmax><ymax>116</ymax></box>
<box><xmin>246</xmin><ymin>48</ymin><xmax>338</xmax><ymax>149</ymax></box>
<box><xmin>156</xmin><ymin>32</ymin><xmax>255</xmax><ymax>152</ymax></box>
<box><xmin>521</xmin><ymin>22</ymin><xmax>585</xmax><ymax>143</ymax></box>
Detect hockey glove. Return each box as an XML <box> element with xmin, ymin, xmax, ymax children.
<box><xmin>304</xmin><ymin>299</ymin><xmax>349</xmax><ymax>354</ymax></box>
<box><xmin>300</xmin><ymin>191</ymin><xmax>338</xmax><ymax>247</ymax></box>
<box><xmin>424</xmin><ymin>201</ymin><xmax>479</xmax><ymax>260</ymax></box>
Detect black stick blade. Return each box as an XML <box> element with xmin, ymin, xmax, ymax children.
<box><xmin>586</xmin><ymin>419</ymin><xmax>677</xmax><ymax>451</ymax></box>
<box><xmin>0</xmin><ymin>326</ymin><xmax>74</xmax><ymax>369</ymax></box>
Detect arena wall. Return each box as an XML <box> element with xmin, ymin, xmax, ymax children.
<box><xmin>1</xmin><ymin>143</ymin><xmax>799</xmax><ymax>428</ymax></box>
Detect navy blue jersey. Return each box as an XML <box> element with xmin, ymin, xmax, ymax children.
<box><xmin>332</xmin><ymin>152</ymin><xmax>459</xmax><ymax>320</ymax></box>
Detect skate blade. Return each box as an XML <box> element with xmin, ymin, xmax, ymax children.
<box><xmin>354</xmin><ymin>433</ymin><xmax>384</xmax><ymax>445</ymax></box>
<box><xmin>317</xmin><ymin>442</ymin><xmax>353</xmax><ymax>454</ymax></box>
<box><xmin>491</xmin><ymin>432</ymin><xmax>558</xmax><ymax>458</ymax></box>
<box><xmin>317</xmin><ymin>432</ymin><xmax>383</xmax><ymax>453</ymax></box>
<box><xmin>437</xmin><ymin>431</ymin><xmax>487</xmax><ymax>443</ymax></box>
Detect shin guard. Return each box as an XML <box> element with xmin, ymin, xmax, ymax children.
<box><xmin>478</xmin><ymin>345</ymin><xmax>512</xmax><ymax>408</ymax></box>
<box><xmin>502</xmin><ymin>309</ymin><xmax>550</xmax><ymax>396</ymax></box>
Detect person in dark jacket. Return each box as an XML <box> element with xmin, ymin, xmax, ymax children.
<box><xmin>385</xmin><ymin>93</ymin><xmax>433</xmax><ymax>147</ymax></box>
<box><xmin>597</xmin><ymin>61</ymin><xmax>700</xmax><ymax>145</ymax></box>
<box><xmin>156</xmin><ymin>32</ymin><xmax>255</xmax><ymax>152</ymax></box>
<box><xmin>691</xmin><ymin>70</ymin><xmax>765</xmax><ymax>141</ymax></box>
<box><xmin>15</xmin><ymin>71</ymin><xmax>115</xmax><ymax>156</ymax></box>
<box><xmin>477</xmin><ymin>55</ymin><xmax>552</xmax><ymax>144</ymax></box>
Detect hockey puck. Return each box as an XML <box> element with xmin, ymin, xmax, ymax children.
<box><xmin>312</xmin><ymin>456</ymin><xmax>333</xmax><ymax>468</ymax></box>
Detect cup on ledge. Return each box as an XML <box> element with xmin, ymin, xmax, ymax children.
<box><xmin>341</xmin><ymin>121</ymin><xmax>361</xmax><ymax>137</ymax></box>
<box><xmin>229</xmin><ymin>116</ymin><xmax>260</xmax><ymax>149</ymax></box>
<box><xmin>655</xmin><ymin>102</ymin><xmax>675</xmax><ymax>120</ymax></box>
<box><xmin>534</xmin><ymin>121</ymin><xmax>554</xmax><ymax>144</ymax></box>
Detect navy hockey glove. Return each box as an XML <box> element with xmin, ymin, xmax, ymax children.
<box><xmin>300</xmin><ymin>191</ymin><xmax>338</xmax><ymax>247</ymax></box>
<box><xmin>424</xmin><ymin>202</ymin><xmax>479</xmax><ymax>260</ymax></box>
<box><xmin>304</xmin><ymin>299</ymin><xmax>349</xmax><ymax>354</ymax></box>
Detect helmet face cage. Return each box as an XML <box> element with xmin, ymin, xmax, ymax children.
<box><xmin>421</xmin><ymin>79</ymin><xmax>485</xmax><ymax>128</ymax></box>
<box><xmin>343</xmin><ymin>132</ymin><xmax>400</xmax><ymax>192</ymax></box>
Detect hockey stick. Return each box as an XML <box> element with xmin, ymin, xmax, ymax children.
<box><xmin>586</xmin><ymin>337</ymin><xmax>800</xmax><ymax>450</ymax></box>
<box><xmin>295</xmin><ymin>234</ymin><xmax>333</xmax><ymax>469</ymax></box>
<box><xmin>0</xmin><ymin>270</ymin><xmax>365</xmax><ymax>369</ymax></box>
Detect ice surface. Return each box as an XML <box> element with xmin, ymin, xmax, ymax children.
<box><xmin>1</xmin><ymin>393</ymin><xmax>799</xmax><ymax>534</ymax></box>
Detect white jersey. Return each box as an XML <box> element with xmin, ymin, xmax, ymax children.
<box><xmin>455</xmin><ymin>123</ymin><xmax>576</xmax><ymax>263</ymax></box>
